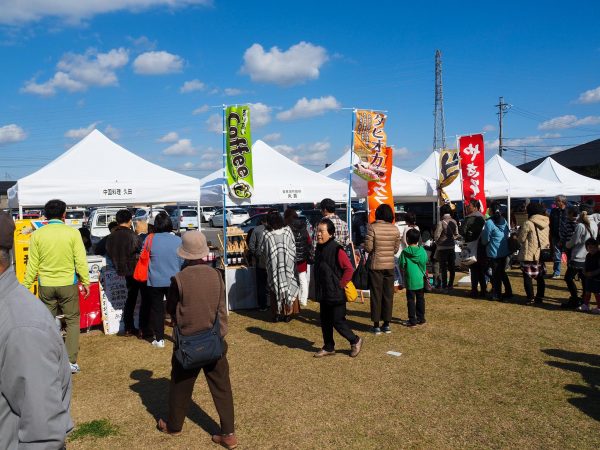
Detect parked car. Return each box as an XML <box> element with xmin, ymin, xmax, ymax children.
<box><xmin>64</xmin><ymin>208</ymin><xmax>87</xmax><ymax>229</ymax></box>
<box><xmin>209</xmin><ymin>208</ymin><xmax>250</xmax><ymax>227</ymax></box>
<box><xmin>239</xmin><ymin>212</ymin><xmax>313</xmax><ymax>236</ymax></box>
<box><xmin>87</xmin><ymin>207</ymin><xmax>121</xmax><ymax>243</ymax></box>
<box><xmin>132</xmin><ymin>207</ymin><xmax>167</xmax><ymax>229</ymax></box>
<box><xmin>170</xmin><ymin>208</ymin><xmax>199</xmax><ymax>232</ymax></box>
<box><xmin>199</xmin><ymin>206</ymin><xmax>217</xmax><ymax>223</ymax></box>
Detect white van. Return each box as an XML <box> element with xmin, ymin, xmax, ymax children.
<box><xmin>87</xmin><ymin>208</ymin><xmax>121</xmax><ymax>244</ymax></box>
<box><xmin>64</xmin><ymin>209</ymin><xmax>87</xmax><ymax>229</ymax></box>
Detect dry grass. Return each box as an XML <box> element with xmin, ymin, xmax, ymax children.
<box><xmin>70</xmin><ymin>268</ymin><xmax>600</xmax><ymax>449</ymax></box>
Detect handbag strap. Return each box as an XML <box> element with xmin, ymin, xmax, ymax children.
<box><xmin>143</xmin><ymin>233</ymin><xmax>155</xmax><ymax>255</ymax></box>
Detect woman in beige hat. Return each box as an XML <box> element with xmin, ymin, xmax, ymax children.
<box><xmin>157</xmin><ymin>231</ymin><xmax>237</xmax><ymax>449</ymax></box>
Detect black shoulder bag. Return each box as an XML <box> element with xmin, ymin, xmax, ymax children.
<box><xmin>534</xmin><ymin>225</ymin><xmax>553</xmax><ymax>263</ymax></box>
<box><xmin>173</xmin><ymin>281</ymin><xmax>224</xmax><ymax>370</ymax></box>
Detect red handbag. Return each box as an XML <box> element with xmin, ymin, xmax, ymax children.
<box><xmin>133</xmin><ymin>234</ymin><xmax>154</xmax><ymax>282</ymax></box>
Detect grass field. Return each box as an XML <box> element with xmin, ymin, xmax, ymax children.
<box><xmin>69</xmin><ymin>269</ymin><xmax>600</xmax><ymax>449</ymax></box>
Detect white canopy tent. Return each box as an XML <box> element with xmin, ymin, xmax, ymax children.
<box><xmin>199</xmin><ymin>140</ymin><xmax>349</xmax><ymax>206</ymax></box>
<box><xmin>528</xmin><ymin>157</ymin><xmax>600</xmax><ymax>196</ymax></box>
<box><xmin>411</xmin><ymin>151</ymin><xmax>508</xmax><ymax>200</ymax></box>
<box><xmin>8</xmin><ymin>129</ymin><xmax>201</xmax><ymax>209</ymax></box>
<box><xmin>320</xmin><ymin>150</ymin><xmax>437</xmax><ymax>201</ymax></box>
<box><xmin>484</xmin><ymin>154</ymin><xmax>563</xmax><ymax>198</ymax></box>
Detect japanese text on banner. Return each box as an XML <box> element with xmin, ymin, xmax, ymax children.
<box><xmin>353</xmin><ymin>110</ymin><xmax>387</xmax><ymax>182</ymax></box>
<box><xmin>459</xmin><ymin>134</ymin><xmax>486</xmax><ymax>214</ymax></box>
<box><xmin>368</xmin><ymin>146</ymin><xmax>394</xmax><ymax>223</ymax></box>
<box><xmin>226</xmin><ymin>105</ymin><xmax>254</xmax><ymax>199</ymax></box>
<box><xmin>438</xmin><ymin>148</ymin><xmax>460</xmax><ymax>206</ymax></box>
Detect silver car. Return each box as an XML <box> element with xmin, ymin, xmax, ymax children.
<box><xmin>209</xmin><ymin>208</ymin><xmax>250</xmax><ymax>227</ymax></box>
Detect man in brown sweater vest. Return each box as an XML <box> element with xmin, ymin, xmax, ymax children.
<box><xmin>157</xmin><ymin>231</ymin><xmax>237</xmax><ymax>449</ymax></box>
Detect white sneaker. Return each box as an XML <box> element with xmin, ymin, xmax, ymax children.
<box><xmin>70</xmin><ymin>363</ymin><xmax>80</xmax><ymax>374</ymax></box>
<box><xmin>577</xmin><ymin>304</ymin><xmax>590</xmax><ymax>312</ymax></box>
<box><xmin>151</xmin><ymin>339</ymin><xmax>165</xmax><ymax>348</ymax></box>
<box><xmin>592</xmin><ymin>308</ymin><xmax>600</xmax><ymax>315</ymax></box>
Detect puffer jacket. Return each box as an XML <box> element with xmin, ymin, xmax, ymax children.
<box><xmin>517</xmin><ymin>214</ymin><xmax>550</xmax><ymax>262</ymax></box>
<box><xmin>364</xmin><ymin>220</ymin><xmax>401</xmax><ymax>270</ymax></box>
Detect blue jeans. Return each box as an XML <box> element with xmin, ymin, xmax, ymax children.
<box><xmin>552</xmin><ymin>243</ymin><xmax>562</xmax><ymax>276</ymax></box>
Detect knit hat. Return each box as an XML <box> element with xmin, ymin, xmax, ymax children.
<box><xmin>177</xmin><ymin>231</ymin><xmax>209</xmax><ymax>260</ymax></box>
<box><xmin>0</xmin><ymin>212</ymin><xmax>15</xmax><ymax>249</ymax></box>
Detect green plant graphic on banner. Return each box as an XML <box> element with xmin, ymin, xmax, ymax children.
<box><xmin>226</xmin><ymin>105</ymin><xmax>254</xmax><ymax>199</ymax></box>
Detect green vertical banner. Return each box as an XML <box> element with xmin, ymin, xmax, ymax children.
<box><xmin>226</xmin><ymin>105</ymin><xmax>254</xmax><ymax>199</ymax></box>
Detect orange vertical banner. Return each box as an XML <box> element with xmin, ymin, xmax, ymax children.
<box><xmin>368</xmin><ymin>146</ymin><xmax>394</xmax><ymax>223</ymax></box>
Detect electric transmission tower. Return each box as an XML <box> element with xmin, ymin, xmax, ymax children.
<box><xmin>433</xmin><ymin>49</ymin><xmax>446</xmax><ymax>151</ymax></box>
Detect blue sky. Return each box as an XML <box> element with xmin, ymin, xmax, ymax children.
<box><xmin>1</xmin><ymin>0</ymin><xmax>600</xmax><ymax>180</ymax></box>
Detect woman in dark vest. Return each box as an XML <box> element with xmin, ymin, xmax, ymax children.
<box><xmin>284</xmin><ymin>208</ymin><xmax>312</xmax><ymax>307</ymax></box>
<box><xmin>313</xmin><ymin>218</ymin><xmax>363</xmax><ymax>358</ymax></box>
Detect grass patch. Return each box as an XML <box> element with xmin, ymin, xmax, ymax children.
<box><xmin>69</xmin><ymin>419</ymin><xmax>118</xmax><ymax>441</ymax></box>
<box><xmin>69</xmin><ymin>269</ymin><xmax>600</xmax><ymax>449</ymax></box>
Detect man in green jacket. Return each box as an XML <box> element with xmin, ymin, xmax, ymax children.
<box><xmin>23</xmin><ymin>199</ymin><xmax>90</xmax><ymax>374</ymax></box>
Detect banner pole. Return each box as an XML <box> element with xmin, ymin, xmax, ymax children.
<box><xmin>347</xmin><ymin>109</ymin><xmax>356</xmax><ymax>238</ymax></box>
<box><xmin>433</xmin><ymin>148</ymin><xmax>441</xmax><ymax>224</ymax></box>
<box><xmin>456</xmin><ymin>136</ymin><xmax>467</xmax><ymax>215</ymax></box>
<box><xmin>222</xmin><ymin>105</ymin><xmax>228</xmax><ymax>268</ymax></box>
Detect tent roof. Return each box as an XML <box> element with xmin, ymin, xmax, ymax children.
<box><xmin>8</xmin><ymin>129</ymin><xmax>200</xmax><ymax>207</ymax></box>
<box><xmin>485</xmin><ymin>154</ymin><xmax>562</xmax><ymax>197</ymax></box>
<box><xmin>199</xmin><ymin>140</ymin><xmax>349</xmax><ymax>206</ymax></box>
<box><xmin>320</xmin><ymin>150</ymin><xmax>437</xmax><ymax>201</ymax></box>
<box><xmin>529</xmin><ymin>157</ymin><xmax>600</xmax><ymax>196</ymax></box>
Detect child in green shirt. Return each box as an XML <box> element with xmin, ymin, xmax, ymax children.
<box><xmin>399</xmin><ymin>228</ymin><xmax>429</xmax><ymax>326</ymax></box>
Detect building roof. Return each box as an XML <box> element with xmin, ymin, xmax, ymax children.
<box><xmin>519</xmin><ymin>139</ymin><xmax>600</xmax><ymax>172</ymax></box>
<box><xmin>0</xmin><ymin>181</ymin><xmax>16</xmax><ymax>195</ymax></box>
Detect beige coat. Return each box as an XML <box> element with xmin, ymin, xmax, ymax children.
<box><xmin>364</xmin><ymin>220</ymin><xmax>401</xmax><ymax>270</ymax></box>
<box><xmin>517</xmin><ymin>214</ymin><xmax>550</xmax><ymax>262</ymax></box>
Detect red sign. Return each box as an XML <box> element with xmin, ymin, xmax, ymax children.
<box><xmin>459</xmin><ymin>134</ymin><xmax>486</xmax><ymax>214</ymax></box>
<box><xmin>368</xmin><ymin>146</ymin><xmax>394</xmax><ymax>223</ymax></box>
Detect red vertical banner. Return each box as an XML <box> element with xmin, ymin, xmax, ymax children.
<box><xmin>368</xmin><ymin>146</ymin><xmax>394</xmax><ymax>223</ymax></box>
<box><xmin>459</xmin><ymin>134</ymin><xmax>486</xmax><ymax>213</ymax></box>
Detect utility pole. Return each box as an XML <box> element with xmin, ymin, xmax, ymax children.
<box><xmin>496</xmin><ymin>96</ymin><xmax>511</xmax><ymax>157</ymax></box>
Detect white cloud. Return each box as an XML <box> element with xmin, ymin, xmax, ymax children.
<box><xmin>241</xmin><ymin>41</ymin><xmax>328</xmax><ymax>86</ymax></box>
<box><xmin>22</xmin><ymin>47</ymin><xmax>129</xmax><ymax>96</ymax></box>
<box><xmin>274</xmin><ymin>140</ymin><xmax>331</xmax><ymax>166</ymax></box>
<box><xmin>182</xmin><ymin>161</ymin><xmax>195</xmax><ymax>170</ymax></box>
<box><xmin>192</xmin><ymin>104</ymin><xmax>209</xmax><ymax>115</ymax></box>
<box><xmin>262</xmin><ymin>132</ymin><xmax>281</xmax><ymax>143</ymax></box>
<box><xmin>248</xmin><ymin>103</ymin><xmax>272</xmax><ymax>127</ymax></box>
<box><xmin>483</xmin><ymin>124</ymin><xmax>495</xmax><ymax>132</ymax></box>
<box><xmin>133</xmin><ymin>51</ymin><xmax>184</xmax><ymax>75</ymax></box>
<box><xmin>0</xmin><ymin>1</ymin><xmax>212</xmax><ymax>25</ymax></box>
<box><xmin>163</xmin><ymin>139</ymin><xmax>196</xmax><ymax>156</ymax></box>
<box><xmin>0</xmin><ymin>124</ymin><xmax>27</xmax><ymax>145</ymax></box>
<box><xmin>223</xmin><ymin>88</ymin><xmax>242</xmax><ymax>96</ymax></box>
<box><xmin>158</xmin><ymin>131</ymin><xmax>179</xmax><ymax>143</ymax></box>
<box><xmin>104</xmin><ymin>124</ymin><xmax>120</xmax><ymax>140</ymax></box>
<box><xmin>127</xmin><ymin>35</ymin><xmax>157</xmax><ymax>51</ymax></box>
<box><xmin>393</xmin><ymin>146</ymin><xmax>410</xmax><ymax>160</ymax></box>
<box><xmin>577</xmin><ymin>86</ymin><xmax>600</xmax><ymax>104</ymax></box>
<box><xmin>277</xmin><ymin>96</ymin><xmax>340</xmax><ymax>121</ymax></box>
<box><xmin>206</xmin><ymin>113</ymin><xmax>222</xmax><ymax>133</ymax></box>
<box><xmin>538</xmin><ymin>114</ymin><xmax>600</xmax><ymax>130</ymax></box>
<box><xmin>180</xmin><ymin>79</ymin><xmax>205</xmax><ymax>93</ymax></box>
<box><xmin>65</xmin><ymin>122</ymin><xmax>99</xmax><ymax>139</ymax></box>
<box><xmin>180</xmin><ymin>149</ymin><xmax>220</xmax><ymax>171</ymax></box>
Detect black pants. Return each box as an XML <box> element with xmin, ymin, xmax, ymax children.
<box><xmin>368</xmin><ymin>268</ymin><xmax>395</xmax><ymax>323</ymax></box>
<box><xmin>523</xmin><ymin>272</ymin><xmax>546</xmax><ymax>301</ymax></box>
<box><xmin>469</xmin><ymin>261</ymin><xmax>487</xmax><ymax>294</ymax></box>
<box><xmin>437</xmin><ymin>248</ymin><xmax>455</xmax><ymax>288</ymax></box>
<box><xmin>255</xmin><ymin>267</ymin><xmax>268</xmax><ymax>308</ymax></box>
<box><xmin>565</xmin><ymin>264</ymin><xmax>585</xmax><ymax>299</ymax></box>
<box><xmin>320</xmin><ymin>302</ymin><xmax>358</xmax><ymax>352</ymax></box>
<box><xmin>168</xmin><ymin>343</ymin><xmax>234</xmax><ymax>434</ymax></box>
<box><xmin>124</xmin><ymin>276</ymin><xmax>143</xmax><ymax>331</ymax></box>
<box><xmin>139</xmin><ymin>284</ymin><xmax>152</xmax><ymax>336</ymax></box>
<box><xmin>489</xmin><ymin>256</ymin><xmax>512</xmax><ymax>299</ymax></box>
<box><xmin>406</xmin><ymin>289</ymin><xmax>425</xmax><ymax>325</ymax></box>
<box><xmin>149</xmin><ymin>286</ymin><xmax>169</xmax><ymax>340</ymax></box>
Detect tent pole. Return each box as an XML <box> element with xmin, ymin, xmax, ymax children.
<box><xmin>18</xmin><ymin>204</ymin><xmax>23</xmax><ymax>220</ymax></box>
<box><xmin>197</xmin><ymin>200</ymin><xmax>201</xmax><ymax>232</ymax></box>
<box><xmin>347</xmin><ymin>109</ymin><xmax>356</xmax><ymax>235</ymax></box>
<box><xmin>507</xmin><ymin>196</ymin><xmax>511</xmax><ymax>229</ymax></box>
<box><xmin>222</xmin><ymin>104</ymin><xmax>229</xmax><ymax>313</ymax></box>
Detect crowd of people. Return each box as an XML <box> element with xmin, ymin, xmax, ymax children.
<box><xmin>1</xmin><ymin>193</ymin><xmax>599</xmax><ymax>448</ymax></box>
